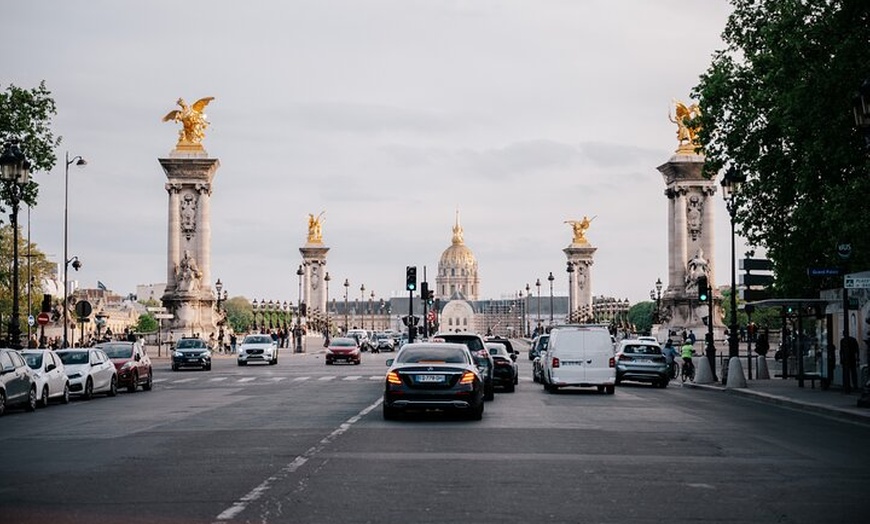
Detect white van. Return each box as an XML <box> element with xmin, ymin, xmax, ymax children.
<box><xmin>541</xmin><ymin>325</ymin><xmax>616</xmax><ymax>394</ymax></box>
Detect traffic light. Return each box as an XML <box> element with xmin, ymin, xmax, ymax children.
<box><xmin>427</xmin><ymin>290</ymin><xmax>434</xmax><ymax>306</ymax></box>
<box><xmin>406</xmin><ymin>266</ymin><xmax>417</xmax><ymax>291</ymax></box>
<box><xmin>420</xmin><ymin>281</ymin><xmax>428</xmax><ymax>301</ymax></box>
<box><xmin>697</xmin><ymin>275</ymin><xmax>709</xmax><ymax>302</ymax></box>
<box><xmin>300</xmin><ymin>302</ymin><xmax>307</xmax><ymax>316</ymax></box>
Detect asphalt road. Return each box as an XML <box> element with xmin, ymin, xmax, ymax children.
<box><xmin>1</xmin><ymin>341</ymin><xmax>869</xmax><ymax>524</ymax></box>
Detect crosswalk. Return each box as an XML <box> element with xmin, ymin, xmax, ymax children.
<box><xmin>153</xmin><ymin>374</ymin><xmax>386</xmax><ymax>386</ymax></box>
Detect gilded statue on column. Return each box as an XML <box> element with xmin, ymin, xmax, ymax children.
<box><xmin>669</xmin><ymin>99</ymin><xmax>702</xmax><ymax>154</ymax></box>
<box><xmin>162</xmin><ymin>96</ymin><xmax>215</xmax><ymax>148</ymax></box>
<box><xmin>307</xmin><ymin>212</ymin><xmax>325</xmax><ymax>244</ymax></box>
<box><xmin>565</xmin><ymin>215</ymin><xmax>595</xmax><ymax>245</ymax></box>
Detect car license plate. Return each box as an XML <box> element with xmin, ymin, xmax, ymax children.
<box><xmin>415</xmin><ymin>374</ymin><xmax>444</xmax><ymax>383</ymax></box>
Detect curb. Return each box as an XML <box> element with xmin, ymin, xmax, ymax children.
<box><xmin>683</xmin><ymin>382</ymin><xmax>870</xmax><ymax>425</ymax></box>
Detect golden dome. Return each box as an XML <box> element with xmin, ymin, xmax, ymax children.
<box><xmin>439</xmin><ymin>211</ymin><xmax>477</xmax><ymax>269</ymax></box>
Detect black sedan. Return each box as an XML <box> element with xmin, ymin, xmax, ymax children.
<box><xmin>486</xmin><ymin>343</ymin><xmax>518</xmax><ymax>392</ymax></box>
<box><xmin>171</xmin><ymin>337</ymin><xmax>212</xmax><ymax>371</ymax></box>
<box><xmin>383</xmin><ymin>343</ymin><xmax>484</xmax><ymax>421</ymax></box>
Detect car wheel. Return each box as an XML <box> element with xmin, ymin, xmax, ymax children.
<box><xmin>325</xmin><ymin>360</ymin><xmax>333</xmax><ymax>365</ymax></box>
<box><xmin>107</xmin><ymin>375</ymin><xmax>118</xmax><ymax>397</ymax></box>
<box><xmin>40</xmin><ymin>386</ymin><xmax>50</xmax><ymax>407</ymax></box>
<box><xmin>383</xmin><ymin>403</ymin><xmax>399</xmax><ymax>421</ymax></box>
<box><xmin>469</xmin><ymin>402</ymin><xmax>484</xmax><ymax>421</ymax></box>
<box><xmin>0</xmin><ymin>390</ymin><xmax>6</xmax><ymax>416</ymax></box>
<box><xmin>25</xmin><ymin>387</ymin><xmax>37</xmax><ymax>412</ymax></box>
<box><xmin>269</xmin><ymin>358</ymin><xmax>277</xmax><ymax>365</ymax></box>
<box><xmin>83</xmin><ymin>378</ymin><xmax>94</xmax><ymax>400</ymax></box>
<box><xmin>605</xmin><ymin>385</ymin><xmax>615</xmax><ymax>395</ymax></box>
<box><xmin>658</xmin><ymin>379</ymin><xmax>669</xmax><ymax>389</ymax></box>
<box><xmin>238</xmin><ymin>361</ymin><xmax>246</xmax><ymax>366</ymax></box>
<box><xmin>204</xmin><ymin>364</ymin><xmax>212</xmax><ymax>371</ymax></box>
<box><xmin>504</xmin><ymin>382</ymin><xmax>515</xmax><ymax>393</ymax></box>
<box><xmin>354</xmin><ymin>359</ymin><xmax>361</xmax><ymax>365</ymax></box>
<box><xmin>142</xmin><ymin>373</ymin><xmax>153</xmax><ymax>391</ymax></box>
<box><xmin>171</xmin><ymin>363</ymin><xmax>178</xmax><ymax>371</ymax></box>
<box><xmin>597</xmin><ymin>385</ymin><xmax>605</xmax><ymax>393</ymax></box>
<box><xmin>61</xmin><ymin>383</ymin><xmax>70</xmax><ymax>404</ymax></box>
<box><xmin>128</xmin><ymin>372</ymin><xmax>138</xmax><ymax>393</ymax></box>
<box><xmin>484</xmin><ymin>384</ymin><xmax>495</xmax><ymax>401</ymax></box>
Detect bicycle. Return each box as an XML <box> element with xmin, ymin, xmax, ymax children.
<box><xmin>680</xmin><ymin>359</ymin><xmax>695</xmax><ymax>383</ymax></box>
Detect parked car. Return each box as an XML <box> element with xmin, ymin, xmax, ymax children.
<box><xmin>172</xmin><ymin>337</ymin><xmax>212</xmax><ymax>371</ymax></box>
<box><xmin>432</xmin><ymin>332</ymin><xmax>494</xmax><ymax>401</ymax></box>
<box><xmin>529</xmin><ymin>334</ymin><xmax>549</xmax><ymax>361</ymax></box>
<box><xmin>325</xmin><ymin>337</ymin><xmax>362</xmax><ymax>365</ymax></box>
<box><xmin>56</xmin><ymin>348</ymin><xmax>118</xmax><ymax>400</ymax></box>
<box><xmin>486</xmin><ymin>342</ymin><xmax>518</xmax><ymax>392</ymax></box>
<box><xmin>615</xmin><ymin>339</ymin><xmax>669</xmax><ymax>388</ymax></box>
<box><xmin>98</xmin><ymin>341</ymin><xmax>153</xmax><ymax>392</ymax></box>
<box><xmin>0</xmin><ymin>348</ymin><xmax>37</xmax><ymax>415</ymax></box>
<box><xmin>540</xmin><ymin>325</ymin><xmax>616</xmax><ymax>394</ymax></box>
<box><xmin>238</xmin><ymin>334</ymin><xmax>278</xmax><ymax>366</ymax></box>
<box><xmin>21</xmin><ymin>349</ymin><xmax>70</xmax><ymax>406</ymax></box>
<box><xmin>383</xmin><ymin>342</ymin><xmax>484</xmax><ymax>420</ymax></box>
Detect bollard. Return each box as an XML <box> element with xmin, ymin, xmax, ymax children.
<box><xmin>726</xmin><ymin>357</ymin><xmax>747</xmax><ymax>388</ymax></box>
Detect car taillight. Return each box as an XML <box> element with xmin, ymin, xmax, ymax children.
<box><xmin>618</xmin><ymin>354</ymin><xmax>631</xmax><ymax>361</ymax></box>
<box><xmin>387</xmin><ymin>371</ymin><xmax>402</xmax><ymax>385</ymax></box>
<box><xmin>552</xmin><ymin>357</ymin><xmax>560</xmax><ymax>368</ymax></box>
<box><xmin>460</xmin><ymin>371</ymin><xmax>475</xmax><ymax>384</ymax></box>
<box><xmin>609</xmin><ymin>357</ymin><xmax>616</xmax><ymax>368</ymax></box>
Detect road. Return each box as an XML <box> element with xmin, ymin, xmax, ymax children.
<box><xmin>1</xmin><ymin>340</ymin><xmax>869</xmax><ymax>524</ymax></box>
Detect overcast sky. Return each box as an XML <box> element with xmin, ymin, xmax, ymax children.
<box><xmin>3</xmin><ymin>0</ymin><xmax>737</xmax><ymax>306</ymax></box>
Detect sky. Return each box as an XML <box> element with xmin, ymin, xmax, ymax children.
<box><xmin>3</xmin><ymin>0</ymin><xmax>738</xmax><ymax>307</ymax></box>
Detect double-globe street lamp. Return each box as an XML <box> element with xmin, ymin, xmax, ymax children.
<box><xmin>566</xmin><ymin>262</ymin><xmax>575</xmax><ymax>323</ymax></box>
<box><xmin>547</xmin><ymin>271</ymin><xmax>555</xmax><ymax>327</ymax></box>
<box><xmin>535</xmin><ymin>278</ymin><xmax>541</xmax><ymax>332</ymax></box>
<box><xmin>721</xmin><ymin>169</ymin><xmax>745</xmax><ymax>367</ymax></box>
<box><xmin>343</xmin><ymin>278</ymin><xmax>350</xmax><ymax>333</ymax></box>
<box><xmin>525</xmin><ymin>283</ymin><xmax>530</xmax><ymax>336</ymax></box>
<box><xmin>649</xmin><ymin>277</ymin><xmax>662</xmax><ymax>324</ymax></box>
<box><xmin>0</xmin><ymin>142</ymin><xmax>32</xmax><ymax>349</ymax></box>
<box><xmin>63</xmin><ymin>151</ymin><xmax>87</xmax><ymax>347</ymax></box>
<box><xmin>324</xmin><ymin>272</ymin><xmax>331</xmax><ymax>333</ymax></box>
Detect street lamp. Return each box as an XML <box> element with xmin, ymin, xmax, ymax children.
<box><xmin>343</xmin><ymin>278</ymin><xmax>350</xmax><ymax>333</ymax></box>
<box><xmin>61</xmin><ymin>151</ymin><xmax>87</xmax><ymax>347</ymax></box>
<box><xmin>215</xmin><ymin>278</ymin><xmax>227</xmax><ymax>316</ymax></box>
<box><xmin>566</xmin><ymin>262</ymin><xmax>575</xmax><ymax>323</ymax></box>
<box><xmin>852</xmin><ymin>78</ymin><xmax>870</xmax><ymax>407</ymax></box>
<box><xmin>369</xmin><ymin>290</ymin><xmax>375</xmax><ymax>331</ymax></box>
<box><xmin>359</xmin><ymin>284</ymin><xmax>365</xmax><ymax>329</ymax></box>
<box><xmin>525</xmin><ymin>283</ymin><xmax>530</xmax><ymax>337</ymax></box>
<box><xmin>721</xmin><ymin>168</ymin><xmax>744</xmax><ymax>363</ymax></box>
<box><xmin>251</xmin><ymin>299</ymin><xmax>259</xmax><ymax>331</ymax></box>
<box><xmin>324</xmin><ymin>272</ymin><xmax>331</xmax><ymax>332</ymax></box>
<box><xmin>650</xmin><ymin>277</ymin><xmax>662</xmax><ymax>324</ymax></box>
<box><xmin>547</xmin><ymin>271</ymin><xmax>555</xmax><ymax>327</ymax></box>
<box><xmin>296</xmin><ymin>265</ymin><xmax>304</xmax><ymax>330</ymax></box>
<box><xmin>535</xmin><ymin>278</ymin><xmax>541</xmax><ymax>332</ymax></box>
<box><xmin>0</xmin><ymin>141</ymin><xmax>32</xmax><ymax>349</ymax></box>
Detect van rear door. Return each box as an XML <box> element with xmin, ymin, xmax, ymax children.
<box><xmin>582</xmin><ymin>329</ymin><xmax>616</xmax><ymax>384</ymax></box>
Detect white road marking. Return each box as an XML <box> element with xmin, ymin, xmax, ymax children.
<box><xmin>171</xmin><ymin>378</ymin><xmax>197</xmax><ymax>384</ymax></box>
<box><xmin>269</xmin><ymin>377</ymin><xmax>287</xmax><ymax>382</ymax></box>
<box><xmin>209</xmin><ymin>377</ymin><xmax>228</xmax><ymax>382</ymax></box>
<box><xmin>318</xmin><ymin>376</ymin><xmax>335</xmax><ymax>381</ymax></box>
<box><xmin>342</xmin><ymin>376</ymin><xmax>362</xmax><ymax>381</ymax></box>
<box><xmin>292</xmin><ymin>377</ymin><xmax>311</xmax><ymax>382</ymax></box>
<box><xmin>213</xmin><ymin>397</ymin><xmax>383</xmax><ymax>522</ymax></box>
<box><xmin>369</xmin><ymin>375</ymin><xmax>383</xmax><ymax>381</ymax></box>
<box><xmin>237</xmin><ymin>377</ymin><xmax>256</xmax><ymax>383</ymax></box>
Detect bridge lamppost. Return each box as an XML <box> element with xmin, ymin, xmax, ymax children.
<box><xmin>0</xmin><ymin>141</ymin><xmax>32</xmax><ymax>348</ymax></box>
<box><xmin>525</xmin><ymin>283</ymin><xmax>530</xmax><ymax>337</ymax></box>
<box><xmin>721</xmin><ymin>169</ymin><xmax>744</xmax><ymax>364</ymax></box>
<box><xmin>566</xmin><ymin>262</ymin><xmax>575</xmax><ymax>323</ymax></box>
<box><xmin>343</xmin><ymin>278</ymin><xmax>350</xmax><ymax>333</ymax></box>
<box><xmin>535</xmin><ymin>278</ymin><xmax>541</xmax><ymax>333</ymax></box>
<box><xmin>369</xmin><ymin>290</ymin><xmax>375</xmax><ymax>331</ymax></box>
<box><xmin>324</xmin><ymin>272</ymin><xmax>331</xmax><ymax>333</ymax></box>
<box><xmin>547</xmin><ymin>272</ymin><xmax>555</xmax><ymax>327</ymax></box>
<box><xmin>649</xmin><ymin>277</ymin><xmax>662</xmax><ymax>324</ymax></box>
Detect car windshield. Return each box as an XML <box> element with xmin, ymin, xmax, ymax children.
<box><xmin>623</xmin><ymin>344</ymin><xmax>662</xmax><ymax>355</ymax></box>
<box><xmin>100</xmin><ymin>344</ymin><xmax>133</xmax><ymax>359</ymax></box>
<box><xmin>487</xmin><ymin>345</ymin><xmax>508</xmax><ymax>357</ymax></box>
<box><xmin>58</xmin><ymin>351</ymin><xmax>89</xmax><ymax>365</ymax></box>
<box><xmin>23</xmin><ymin>352</ymin><xmax>43</xmax><ymax>369</ymax></box>
<box><xmin>331</xmin><ymin>338</ymin><xmax>357</xmax><ymax>347</ymax></box>
<box><xmin>176</xmin><ymin>339</ymin><xmax>206</xmax><ymax>349</ymax></box>
<box><xmin>397</xmin><ymin>347</ymin><xmax>469</xmax><ymax>364</ymax></box>
<box><xmin>244</xmin><ymin>336</ymin><xmax>272</xmax><ymax>344</ymax></box>
<box><xmin>537</xmin><ymin>336</ymin><xmax>549</xmax><ymax>350</ymax></box>
<box><xmin>437</xmin><ymin>335</ymin><xmax>484</xmax><ymax>352</ymax></box>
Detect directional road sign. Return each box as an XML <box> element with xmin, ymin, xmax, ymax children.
<box><xmin>153</xmin><ymin>313</ymin><xmax>174</xmax><ymax>320</ymax></box>
<box><xmin>844</xmin><ymin>276</ymin><xmax>870</xmax><ymax>289</ymax></box>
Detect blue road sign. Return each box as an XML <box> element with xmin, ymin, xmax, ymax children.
<box><xmin>807</xmin><ymin>267</ymin><xmax>841</xmax><ymax>277</ymax></box>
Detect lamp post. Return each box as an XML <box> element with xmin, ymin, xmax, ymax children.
<box><xmin>214</xmin><ymin>278</ymin><xmax>227</xmax><ymax>323</ymax></box>
<box><xmin>852</xmin><ymin>78</ymin><xmax>870</xmax><ymax>407</ymax></box>
<box><xmin>547</xmin><ymin>272</ymin><xmax>555</xmax><ymax>327</ymax></box>
<box><xmin>296</xmin><ymin>265</ymin><xmax>304</xmax><ymax>328</ymax></box>
<box><xmin>0</xmin><ymin>142</ymin><xmax>32</xmax><ymax>349</ymax></box>
<box><xmin>343</xmin><ymin>278</ymin><xmax>350</xmax><ymax>333</ymax></box>
<box><xmin>721</xmin><ymin>169</ymin><xmax>744</xmax><ymax>363</ymax></box>
<box><xmin>649</xmin><ymin>277</ymin><xmax>662</xmax><ymax>324</ymax></box>
<box><xmin>566</xmin><ymin>262</ymin><xmax>575</xmax><ymax>323</ymax></box>
<box><xmin>324</xmin><ymin>272</ymin><xmax>331</xmax><ymax>333</ymax></box>
<box><xmin>251</xmin><ymin>299</ymin><xmax>259</xmax><ymax>331</ymax></box>
<box><xmin>59</xmin><ymin>151</ymin><xmax>87</xmax><ymax>347</ymax></box>
<box><xmin>525</xmin><ymin>283</ymin><xmax>530</xmax><ymax>336</ymax></box>
<box><xmin>535</xmin><ymin>278</ymin><xmax>541</xmax><ymax>332</ymax></box>
<box><xmin>359</xmin><ymin>284</ymin><xmax>365</xmax><ymax>330</ymax></box>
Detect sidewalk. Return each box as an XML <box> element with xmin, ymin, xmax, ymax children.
<box><xmin>684</xmin><ymin>375</ymin><xmax>870</xmax><ymax>425</ymax></box>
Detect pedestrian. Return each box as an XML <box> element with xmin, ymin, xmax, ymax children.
<box><xmin>840</xmin><ymin>332</ymin><xmax>859</xmax><ymax>394</ymax></box>
<box><xmin>230</xmin><ymin>333</ymin><xmax>237</xmax><ymax>354</ymax></box>
<box><xmin>662</xmin><ymin>339</ymin><xmax>679</xmax><ymax>378</ymax></box>
<box><xmin>687</xmin><ymin>330</ymin><xmax>696</xmax><ymax>345</ymax></box>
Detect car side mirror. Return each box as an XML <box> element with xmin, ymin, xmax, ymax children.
<box><xmin>46</xmin><ymin>363</ymin><xmax>56</xmax><ymax>372</ymax></box>
<box><xmin>135</xmin><ymin>354</ymin><xmax>141</xmax><ymax>361</ymax></box>
<box><xmin>385</xmin><ymin>359</ymin><xmax>394</xmax><ymax>366</ymax></box>
<box><xmin>510</xmin><ymin>354</ymin><xmax>517</xmax><ymax>362</ymax></box>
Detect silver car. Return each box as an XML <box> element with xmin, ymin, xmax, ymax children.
<box><xmin>238</xmin><ymin>334</ymin><xmax>278</xmax><ymax>366</ymax></box>
<box><xmin>615</xmin><ymin>339</ymin><xmax>669</xmax><ymax>388</ymax></box>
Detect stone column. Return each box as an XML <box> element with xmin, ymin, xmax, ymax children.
<box><xmin>299</xmin><ymin>245</ymin><xmax>330</xmax><ymax>314</ymax></box>
<box><xmin>563</xmin><ymin>245</ymin><xmax>597</xmax><ymax>322</ymax></box>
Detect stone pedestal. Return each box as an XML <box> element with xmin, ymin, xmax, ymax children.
<box><xmin>563</xmin><ymin>244</ymin><xmax>597</xmax><ymax>322</ymax></box>
<box><xmin>159</xmin><ymin>151</ymin><xmax>221</xmax><ymax>338</ymax></box>
<box><xmin>657</xmin><ymin>153</ymin><xmax>725</xmax><ymax>338</ymax></box>
<box><xmin>300</xmin><ymin>244</ymin><xmax>330</xmax><ymax>316</ymax></box>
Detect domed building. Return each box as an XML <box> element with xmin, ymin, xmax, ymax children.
<box><xmin>436</xmin><ymin>211</ymin><xmax>479</xmax><ymax>301</ymax></box>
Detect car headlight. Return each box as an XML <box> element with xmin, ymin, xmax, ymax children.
<box><xmin>325</xmin><ymin>349</ymin><xmax>333</xmax><ymax>355</ymax></box>
<box><xmin>200</xmin><ymin>351</ymin><xmax>211</xmax><ymax>358</ymax></box>
<box><xmin>121</xmin><ymin>361</ymin><xmax>135</xmax><ymax>371</ymax></box>
<box><xmin>173</xmin><ymin>351</ymin><xmax>183</xmax><ymax>358</ymax></box>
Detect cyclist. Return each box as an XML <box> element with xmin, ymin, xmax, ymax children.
<box><xmin>680</xmin><ymin>338</ymin><xmax>695</xmax><ymax>379</ymax></box>
<box><xmin>662</xmin><ymin>339</ymin><xmax>679</xmax><ymax>379</ymax></box>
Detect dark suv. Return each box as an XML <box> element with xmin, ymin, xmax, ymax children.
<box><xmin>433</xmin><ymin>332</ymin><xmax>494</xmax><ymax>400</ymax></box>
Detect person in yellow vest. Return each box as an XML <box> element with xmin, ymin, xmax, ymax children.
<box><xmin>680</xmin><ymin>339</ymin><xmax>696</xmax><ymax>378</ymax></box>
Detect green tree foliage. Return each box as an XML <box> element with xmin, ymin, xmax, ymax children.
<box><xmin>0</xmin><ymin>224</ymin><xmax>56</xmax><ymax>334</ymax></box>
<box><xmin>137</xmin><ymin>313</ymin><xmax>158</xmax><ymax>333</ymax></box>
<box><xmin>0</xmin><ymin>81</ymin><xmax>61</xmax><ymax>211</ymax></box>
<box><xmin>628</xmin><ymin>302</ymin><xmax>655</xmax><ymax>334</ymax></box>
<box><xmin>693</xmin><ymin>0</ymin><xmax>870</xmax><ymax>297</ymax></box>
<box><xmin>224</xmin><ymin>296</ymin><xmax>255</xmax><ymax>334</ymax></box>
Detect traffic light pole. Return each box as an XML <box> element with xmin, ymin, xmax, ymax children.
<box><xmin>706</xmin><ymin>283</ymin><xmax>718</xmax><ymax>382</ymax></box>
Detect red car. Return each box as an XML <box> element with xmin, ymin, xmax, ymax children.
<box><xmin>325</xmin><ymin>337</ymin><xmax>362</xmax><ymax>365</ymax></box>
<box><xmin>97</xmin><ymin>341</ymin><xmax>153</xmax><ymax>392</ymax></box>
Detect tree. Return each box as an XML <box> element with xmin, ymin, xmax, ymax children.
<box><xmin>0</xmin><ymin>224</ymin><xmax>56</xmax><ymax>335</ymax></box>
<box><xmin>0</xmin><ymin>81</ymin><xmax>61</xmax><ymax>211</ymax></box>
<box><xmin>628</xmin><ymin>302</ymin><xmax>655</xmax><ymax>335</ymax></box>
<box><xmin>693</xmin><ymin>0</ymin><xmax>870</xmax><ymax>297</ymax></box>
<box><xmin>224</xmin><ymin>296</ymin><xmax>255</xmax><ymax>334</ymax></box>
<box><xmin>137</xmin><ymin>313</ymin><xmax>158</xmax><ymax>333</ymax></box>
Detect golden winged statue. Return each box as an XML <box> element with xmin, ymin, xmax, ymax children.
<box><xmin>307</xmin><ymin>212</ymin><xmax>325</xmax><ymax>244</ymax></box>
<box><xmin>669</xmin><ymin>99</ymin><xmax>701</xmax><ymax>154</ymax></box>
<box><xmin>565</xmin><ymin>215</ymin><xmax>595</xmax><ymax>245</ymax></box>
<box><xmin>162</xmin><ymin>97</ymin><xmax>215</xmax><ymax>148</ymax></box>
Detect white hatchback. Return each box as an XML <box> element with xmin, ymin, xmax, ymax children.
<box><xmin>22</xmin><ymin>349</ymin><xmax>70</xmax><ymax>406</ymax></box>
<box><xmin>56</xmin><ymin>348</ymin><xmax>118</xmax><ymax>400</ymax></box>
